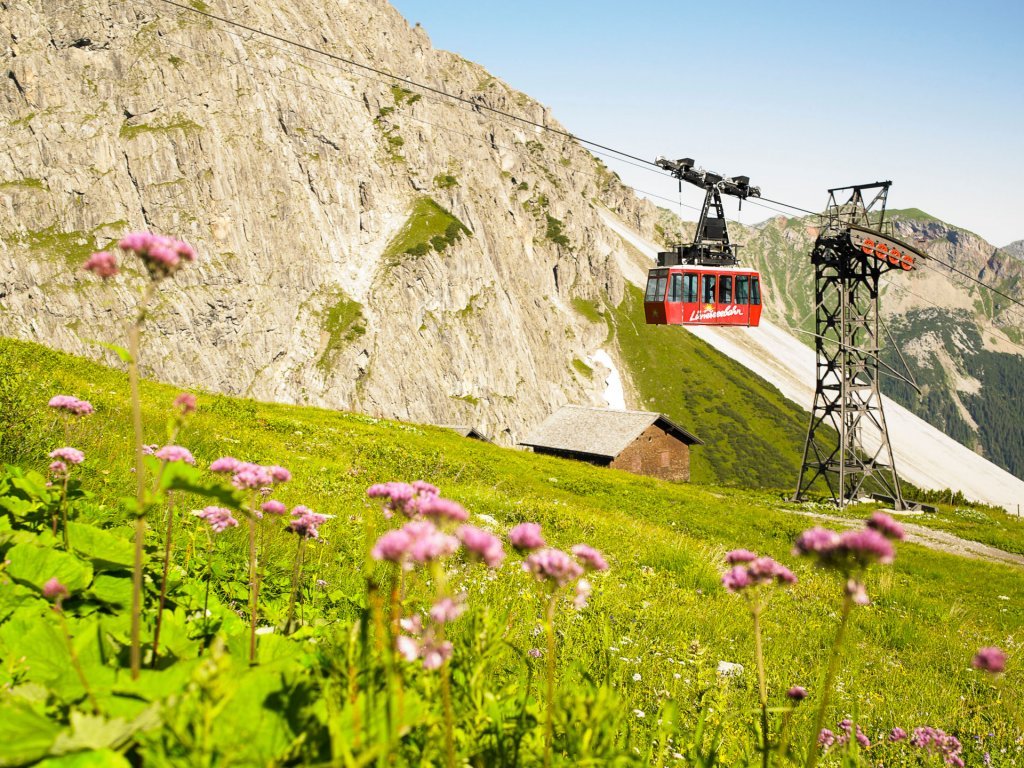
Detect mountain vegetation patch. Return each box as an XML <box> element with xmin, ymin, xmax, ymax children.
<box><xmin>383</xmin><ymin>196</ymin><xmax>471</xmax><ymax>264</ymax></box>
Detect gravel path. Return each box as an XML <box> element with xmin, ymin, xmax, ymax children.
<box><xmin>794</xmin><ymin>511</ymin><xmax>1024</xmax><ymax>568</ymax></box>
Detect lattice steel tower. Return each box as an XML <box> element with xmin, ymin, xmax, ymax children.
<box><xmin>793</xmin><ymin>182</ymin><xmax>926</xmax><ymax>509</ymax></box>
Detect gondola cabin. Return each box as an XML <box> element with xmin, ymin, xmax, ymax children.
<box><xmin>644</xmin><ymin>266</ymin><xmax>762</xmax><ymax>327</ymax></box>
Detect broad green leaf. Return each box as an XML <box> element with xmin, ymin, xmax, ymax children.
<box><xmin>88</xmin><ymin>338</ymin><xmax>133</xmax><ymax>364</ymax></box>
<box><xmin>90</xmin><ymin>573</ymin><xmax>132</xmax><ymax>608</ymax></box>
<box><xmin>0</xmin><ymin>580</ymin><xmax>45</xmax><ymax>621</ymax></box>
<box><xmin>6</xmin><ymin>542</ymin><xmax>93</xmax><ymax>594</ymax></box>
<box><xmin>37</xmin><ymin>750</ymin><xmax>131</xmax><ymax>768</ymax></box>
<box><xmin>0</xmin><ymin>613</ymin><xmax>70</xmax><ymax>686</ymax></box>
<box><xmin>48</xmin><ymin>711</ymin><xmax>139</xmax><ymax>756</ymax></box>
<box><xmin>67</xmin><ymin>522</ymin><xmax>133</xmax><ymax>570</ymax></box>
<box><xmin>0</xmin><ymin>495</ymin><xmax>39</xmax><ymax>518</ymax></box>
<box><xmin>9</xmin><ymin>470</ymin><xmax>51</xmax><ymax>500</ymax></box>
<box><xmin>0</xmin><ymin>700</ymin><xmax>62</xmax><ymax>767</ymax></box>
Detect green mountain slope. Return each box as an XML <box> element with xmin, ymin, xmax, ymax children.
<box><xmin>610</xmin><ymin>286</ymin><xmax>818</xmax><ymax>488</ymax></box>
<box><xmin>0</xmin><ymin>335</ymin><xmax>1021</xmax><ymax>763</ymax></box>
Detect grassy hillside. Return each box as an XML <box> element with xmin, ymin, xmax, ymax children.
<box><xmin>610</xmin><ymin>286</ymin><xmax>818</xmax><ymax>489</ymax></box>
<box><xmin>0</xmin><ymin>336</ymin><xmax>1021</xmax><ymax>765</ymax></box>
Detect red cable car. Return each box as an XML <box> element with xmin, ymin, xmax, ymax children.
<box><xmin>644</xmin><ymin>265</ymin><xmax>761</xmax><ymax>327</ymax></box>
<box><xmin>644</xmin><ymin>156</ymin><xmax>763</xmax><ymax>328</ymax></box>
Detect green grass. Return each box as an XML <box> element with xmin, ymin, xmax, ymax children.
<box><xmin>0</xmin><ymin>178</ymin><xmax>46</xmax><ymax>190</ymax></box>
<box><xmin>119</xmin><ymin>118</ymin><xmax>202</xmax><ymax>140</ymax></box>
<box><xmin>383</xmin><ymin>196</ymin><xmax>471</xmax><ymax>264</ymax></box>
<box><xmin>570</xmin><ymin>297</ymin><xmax>603</xmax><ymax>324</ymax></box>
<box><xmin>571</xmin><ymin>357</ymin><xmax>593</xmax><ymax>377</ymax></box>
<box><xmin>1</xmin><ymin>336</ymin><xmax>1021</xmax><ymax>765</ymax></box>
<box><xmin>316</xmin><ymin>294</ymin><xmax>366</xmax><ymax>371</ymax></box>
<box><xmin>610</xmin><ymin>285</ymin><xmax>825</xmax><ymax>488</ymax></box>
<box><xmin>1</xmin><ymin>221</ymin><xmax>126</xmax><ymax>266</ymax></box>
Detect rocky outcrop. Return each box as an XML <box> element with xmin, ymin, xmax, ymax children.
<box><xmin>0</xmin><ymin>0</ymin><xmax>656</xmax><ymax>443</ymax></box>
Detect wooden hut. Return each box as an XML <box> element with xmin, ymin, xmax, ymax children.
<box><xmin>520</xmin><ymin>405</ymin><xmax>702</xmax><ymax>482</ymax></box>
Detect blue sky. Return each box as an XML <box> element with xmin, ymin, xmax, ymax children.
<box><xmin>390</xmin><ymin>1</ymin><xmax>1024</xmax><ymax>245</ymax></box>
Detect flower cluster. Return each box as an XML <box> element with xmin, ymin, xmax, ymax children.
<box><xmin>457</xmin><ymin>525</ymin><xmax>506</xmax><ymax>567</ymax></box>
<box><xmin>721</xmin><ymin>550</ymin><xmax>797</xmax><ymax>593</ymax></box>
<box><xmin>367</xmin><ymin>480</ymin><xmax>456</xmax><ymax>520</ymax></box>
<box><xmin>513</xmin><ymin>524</ymin><xmax>607</xmax><ymax>607</ymax></box>
<box><xmin>524</xmin><ymin>548</ymin><xmax>584</xmax><ymax>588</ymax></box>
<box><xmin>118</xmin><ymin>231</ymin><xmax>197</xmax><ymax>280</ymax></box>
<box><xmin>819</xmin><ymin>719</ymin><xmax>870</xmax><ymax>750</ymax></box>
<box><xmin>794</xmin><ymin>514</ymin><xmax>903</xmax><ymax>605</ymax></box>
<box><xmin>154</xmin><ymin>445</ymin><xmax>195</xmax><ymax>465</ymax></box>
<box><xmin>48</xmin><ymin>395</ymin><xmax>94</xmax><ymax>416</ymax></box>
<box><xmin>288</xmin><ymin>505</ymin><xmax>329</xmax><ymax>539</ymax></box>
<box><xmin>372</xmin><ymin>519</ymin><xmax>460</xmax><ymax>565</ymax></box>
<box><xmin>509</xmin><ymin>522</ymin><xmax>544</xmax><ymax>551</ymax></box>
<box><xmin>43</xmin><ymin>577</ymin><xmax>70</xmax><ymax>601</ymax></box>
<box><xmin>397</xmin><ymin>614</ymin><xmax>455</xmax><ymax>670</ymax></box>
<box><xmin>210</xmin><ymin>456</ymin><xmax>291</xmax><ymax>492</ymax></box>
<box><xmin>193</xmin><ymin>506</ymin><xmax>239</xmax><ymax>533</ymax></box>
<box><xmin>910</xmin><ymin>726</ymin><xmax>964</xmax><ymax>767</ymax></box>
<box><xmin>82</xmin><ymin>251</ymin><xmax>119</xmax><ymax>279</ymax></box>
<box><xmin>174</xmin><ymin>392</ymin><xmax>197</xmax><ymax>415</ymax></box>
<box><xmin>972</xmin><ymin>646</ymin><xmax>1006</xmax><ymax>674</ymax></box>
<box><xmin>49</xmin><ymin>447</ymin><xmax>84</xmax><ymax>465</ymax></box>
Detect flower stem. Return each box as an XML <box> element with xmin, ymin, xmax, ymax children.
<box><xmin>247</xmin><ymin>513</ymin><xmax>259</xmax><ymax>664</ymax></box>
<box><xmin>804</xmin><ymin>592</ymin><xmax>854</xmax><ymax>768</ymax></box>
<box><xmin>544</xmin><ymin>593</ymin><xmax>558</xmax><ymax>768</ymax></box>
<box><xmin>128</xmin><ymin>286</ymin><xmax>153</xmax><ymax>680</ymax></box>
<box><xmin>752</xmin><ymin>603</ymin><xmax>770</xmax><ymax>768</ymax></box>
<box><xmin>440</xmin><ymin>658</ymin><xmax>456</xmax><ymax>768</ymax></box>
<box><xmin>55</xmin><ymin>602</ymin><xmax>100</xmax><ymax>715</ymax></box>
<box><xmin>151</xmin><ymin>491</ymin><xmax>175</xmax><ymax>666</ymax></box>
<box><xmin>59</xmin><ymin>474</ymin><xmax>70</xmax><ymax>550</ymax></box>
<box><xmin>286</xmin><ymin>537</ymin><xmax>305</xmax><ymax>633</ymax></box>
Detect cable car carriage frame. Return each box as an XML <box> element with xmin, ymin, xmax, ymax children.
<box><xmin>644</xmin><ymin>157</ymin><xmax>763</xmax><ymax>328</ymax></box>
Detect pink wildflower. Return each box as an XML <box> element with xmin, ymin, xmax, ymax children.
<box><xmin>193</xmin><ymin>506</ymin><xmax>238</xmax><ymax>533</ymax></box>
<box><xmin>786</xmin><ymin>685</ymin><xmax>808</xmax><ymax>701</ymax></box>
<box><xmin>419</xmin><ymin>496</ymin><xmax>469</xmax><ymax>522</ymax></box>
<box><xmin>726</xmin><ymin>549</ymin><xmax>758</xmax><ymax>564</ymax></box>
<box><xmin>118</xmin><ymin>231</ymin><xmax>196</xmax><ymax>280</ymax></box>
<box><xmin>232</xmin><ymin>463</ymin><xmax>273</xmax><ymax>490</ymax></box>
<box><xmin>722</xmin><ymin>565</ymin><xmax>752</xmax><ymax>592</ymax></box>
<box><xmin>209</xmin><ymin>456</ymin><xmax>241</xmax><ymax>473</ymax></box>
<box><xmin>42</xmin><ymin>577</ymin><xmax>69</xmax><ymax>600</ymax></box>
<box><xmin>867</xmin><ymin>511</ymin><xmax>905</xmax><ymax>540</ymax></box>
<box><xmin>260</xmin><ymin>500</ymin><xmax>287</xmax><ymax>516</ymax></box>
<box><xmin>412</xmin><ymin>480</ymin><xmax>439</xmax><ymax>497</ymax></box>
<box><xmin>82</xmin><ymin>251</ymin><xmax>119</xmax><ymax>278</ymax></box>
<box><xmin>458</xmin><ymin>525</ymin><xmax>506</xmax><ymax>567</ymax></box>
<box><xmin>794</xmin><ymin>526</ymin><xmax>841</xmax><ymax>557</ymax></box>
<box><xmin>818</xmin><ymin>729</ymin><xmax>835</xmax><ymax>749</ymax></box>
<box><xmin>405</xmin><ymin>521</ymin><xmax>459</xmax><ymax>563</ymax></box>
<box><xmin>528</xmin><ymin>648</ymin><xmax>543</xmax><ymax>658</ymax></box>
<box><xmin>289</xmin><ymin>506</ymin><xmax>328</xmax><ymax>539</ymax></box>
<box><xmin>421</xmin><ymin>637</ymin><xmax>454</xmax><ymax>670</ymax></box>
<box><xmin>972</xmin><ymin>646</ymin><xmax>1007</xmax><ymax>673</ymax></box>
<box><xmin>155</xmin><ymin>445</ymin><xmax>195</xmax><ymax>464</ymax></box>
<box><xmin>48</xmin><ymin>395</ymin><xmax>93</xmax><ymax>416</ymax></box>
<box><xmin>911</xmin><ymin>727</ymin><xmax>964</xmax><ymax>766</ymax></box>
<box><xmin>571</xmin><ymin>544</ymin><xmax>609</xmax><ymax>572</ymax></box>
<box><xmin>367</xmin><ymin>482</ymin><xmax>418</xmax><ymax>518</ymax></box>
<box><xmin>524</xmin><ymin>548</ymin><xmax>584</xmax><ymax>587</ymax></box>
<box><xmin>49</xmin><ymin>461</ymin><xmax>68</xmax><ymax>478</ymax></box>
<box><xmin>429</xmin><ymin>595</ymin><xmax>466</xmax><ymax>624</ymax></box>
<box><xmin>838</xmin><ymin>528</ymin><xmax>895</xmax><ymax>566</ymax></box>
<box><xmin>49</xmin><ymin>447</ymin><xmax>84</xmax><ymax>465</ymax></box>
<box><xmin>890</xmin><ymin>727</ymin><xmax>908</xmax><ymax>742</ymax></box>
<box><xmin>573</xmin><ymin>578</ymin><xmax>592</xmax><ymax>609</ymax></box>
<box><xmin>141</xmin><ymin>444</ymin><xmax>159</xmax><ymax>456</ymax></box>
<box><xmin>372</xmin><ymin>529</ymin><xmax>412</xmax><ymax>563</ymax></box>
<box><xmin>396</xmin><ymin>635</ymin><xmax>420</xmax><ymax>662</ymax></box>
<box><xmin>267</xmin><ymin>465</ymin><xmax>291</xmax><ymax>483</ymax></box>
<box><xmin>509</xmin><ymin>522</ymin><xmax>545</xmax><ymax>552</ymax></box>
<box><xmin>174</xmin><ymin>392</ymin><xmax>197</xmax><ymax>414</ymax></box>
<box><xmin>845</xmin><ymin>579</ymin><xmax>871</xmax><ymax>606</ymax></box>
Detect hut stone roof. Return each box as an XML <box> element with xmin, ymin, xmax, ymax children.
<box><xmin>520</xmin><ymin>405</ymin><xmax>702</xmax><ymax>459</ymax></box>
<box><xmin>436</xmin><ymin>424</ymin><xmax>490</xmax><ymax>441</ymax></box>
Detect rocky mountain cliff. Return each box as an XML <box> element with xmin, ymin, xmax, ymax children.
<box><xmin>0</xmin><ymin>0</ymin><xmax>657</xmax><ymax>444</ymax></box>
<box><xmin>650</xmin><ymin>206</ymin><xmax>1024</xmax><ymax>479</ymax></box>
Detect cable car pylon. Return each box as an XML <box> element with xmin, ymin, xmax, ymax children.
<box><xmin>792</xmin><ymin>181</ymin><xmax>928</xmax><ymax>510</ymax></box>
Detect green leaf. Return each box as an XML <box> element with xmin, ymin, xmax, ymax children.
<box><xmin>67</xmin><ymin>522</ymin><xmax>133</xmax><ymax>571</ymax></box>
<box><xmin>37</xmin><ymin>750</ymin><xmax>132</xmax><ymax>768</ymax></box>
<box><xmin>90</xmin><ymin>573</ymin><xmax>132</xmax><ymax>608</ymax></box>
<box><xmin>6</xmin><ymin>542</ymin><xmax>93</xmax><ymax>594</ymax></box>
<box><xmin>48</xmin><ymin>711</ymin><xmax>139</xmax><ymax>756</ymax></box>
<box><xmin>161</xmin><ymin>462</ymin><xmax>244</xmax><ymax>510</ymax></box>
<box><xmin>88</xmin><ymin>338</ymin><xmax>133</xmax><ymax>364</ymax></box>
<box><xmin>0</xmin><ymin>613</ymin><xmax>68</xmax><ymax>685</ymax></box>
<box><xmin>0</xmin><ymin>495</ymin><xmax>40</xmax><ymax>518</ymax></box>
<box><xmin>0</xmin><ymin>700</ymin><xmax>62</xmax><ymax>767</ymax></box>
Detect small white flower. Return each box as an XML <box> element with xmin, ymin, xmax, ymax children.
<box><xmin>255</xmin><ymin>626</ymin><xmax>275</xmax><ymax>635</ymax></box>
<box><xmin>632</xmin><ymin>672</ymin><xmax>642</xmax><ymax>682</ymax></box>
<box><xmin>633</xmin><ymin>709</ymin><xmax>645</xmax><ymax>718</ymax></box>
<box><xmin>673</xmin><ymin>673</ymin><xmax>681</xmax><ymax>679</ymax></box>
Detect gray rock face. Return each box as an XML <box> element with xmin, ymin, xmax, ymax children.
<box><xmin>0</xmin><ymin>0</ymin><xmax>657</xmax><ymax>444</ymax></box>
